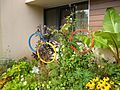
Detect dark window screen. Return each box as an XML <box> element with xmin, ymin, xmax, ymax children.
<box><xmin>44</xmin><ymin>8</ymin><xmax>57</xmax><ymax>29</ymax></box>
<box><xmin>44</xmin><ymin>1</ymin><xmax>88</xmax><ymax>30</ymax></box>
<box><xmin>60</xmin><ymin>7</ymin><xmax>71</xmax><ymax>26</ymax></box>
<box><xmin>75</xmin><ymin>2</ymin><xmax>88</xmax><ymax>29</ymax></box>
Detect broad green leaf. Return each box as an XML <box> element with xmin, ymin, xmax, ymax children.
<box><xmin>95</xmin><ymin>31</ymin><xmax>120</xmax><ymax>47</ymax></box>
<box><xmin>95</xmin><ymin>31</ymin><xmax>111</xmax><ymax>40</ymax></box>
<box><xmin>94</xmin><ymin>36</ymin><xmax>108</xmax><ymax>48</ymax></box>
<box><xmin>103</xmin><ymin>7</ymin><xmax>120</xmax><ymax>33</ymax></box>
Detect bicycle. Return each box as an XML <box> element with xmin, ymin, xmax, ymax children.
<box><xmin>28</xmin><ymin>26</ymin><xmax>57</xmax><ymax>64</ymax></box>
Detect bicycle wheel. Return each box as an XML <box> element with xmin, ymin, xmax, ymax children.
<box><xmin>69</xmin><ymin>29</ymin><xmax>94</xmax><ymax>54</ymax></box>
<box><xmin>28</xmin><ymin>32</ymin><xmax>46</xmax><ymax>52</ymax></box>
<box><xmin>37</xmin><ymin>42</ymin><xmax>56</xmax><ymax>64</ymax></box>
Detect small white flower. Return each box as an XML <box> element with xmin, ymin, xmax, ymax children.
<box><xmin>32</xmin><ymin>66</ymin><xmax>39</xmax><ymax>74</ymax></box>
<box><xmin>60</xmin><ymin>75</ymin><xmax>62</xmax><ymax>77</ymax></box>
<box><xmin>56</xmin><ymin>47</ymin><xmax>59</xmax><ymax>52</ymax></box>
<box><xmin>35</xmin><ymin>88</ymin><xmax>38</xmax><ymax>90</ymax></box>
<box><xmin>23</xmin><ymin>81</ymin><xmax>27</xmax><ymax>85</ymax></box>
<box><xmin>21</xmin><ymin>75</ymin><xmax>23</xmax><ymax>78</ymax></box>
<box><xmin>21</xmin><ymin>78</ymin><xmax>24</xmax><ymax>81</ymax></box>
<box><xmin>49</xmin><ymin>81</ymin><xmax>51</xmax><ymax>84</ymax></box>
<box><xmin>47</xmin><ymin>85</ymin><xmax>50</xmax><ymax>88</ymax></box>
<box><xmin>42</xmin><ymin>84</ymin><xmax>44</xmax><ymax>87</ymax></box>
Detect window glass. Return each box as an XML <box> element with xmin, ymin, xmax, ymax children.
<box><xmin>75</xmin><ymin>2</ymin><xmax>88</xmax><ymax>29</ymax></box>
<box><xmin>75</xmin><ymin>9</ymin><xmax>88</xmax><ymax>29</ymax></box>
<box><xmin>44</xmin><ymin>1</ymin><xmax>88</xmax><ymax>30</ymax></box>
<box><xmin>45</xmin><ymin>8</ymin><xmax>57</xmax><ymax>29</ymax></box>
<box><xmin>60</xmin><ymin>7</ymin><xmax>71</xmax><ymax>26</ymax></box>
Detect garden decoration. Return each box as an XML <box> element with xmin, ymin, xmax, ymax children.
<box><xmin>2</xmin><ymin>7</ymin><xmax>120</xmax><ymax>90</ymax></box>
<box><xmin>28</xmin><ymin>26</ymin><xmax>57</xmax><ymax>64</ymax></box>
<box><xmin>69</xmin><ymin>29</ymin><xmax>94</xmax><ymax>54</ymax></box>
<box><xmin>28</xmin><ymin>31</ymin><xmax>47</xmax><ymax>52</ymax></box>
<box><xmin>37</xmin><ymin>42</ymin><xmax>57</xmax><ymax>64</ymax></box>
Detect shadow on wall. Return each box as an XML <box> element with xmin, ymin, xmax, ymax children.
<box><xmin>93</xmin><ymin>48</ymin><xmax>115</xmax><ymax>62</ymax></box>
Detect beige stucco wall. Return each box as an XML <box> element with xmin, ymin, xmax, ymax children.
<box><xmin>0</xmin><ymin>0</ymin><xmax>43</xmax><ymax>59</ymax></box>
<box><xmin>0</xmin><ymin>0</ymin><xmax>3</xmax><ymax>56</ymax></box>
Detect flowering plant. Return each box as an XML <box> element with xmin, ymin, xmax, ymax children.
<box><xmin>86</xmin><ymin>77</ymin><xmax>114</xmax><ymax>90</ymax></box>
<box><xmin>1</xmin><ymin>58</ymin><xmax>40</xmax><ymax>90</ymax></box>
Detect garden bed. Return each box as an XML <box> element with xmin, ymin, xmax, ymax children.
<box><xmin>0</xmin><ymin>7</ymin><xmax>120</xmax><ymax>90</ymax></box>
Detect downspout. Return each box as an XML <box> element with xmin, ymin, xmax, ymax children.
<box><xmin>88</xmin><ymin>0</ymin><xmax>90</xmax><ymax>30</ymax></box>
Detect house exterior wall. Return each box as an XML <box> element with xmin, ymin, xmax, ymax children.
<box><xmin>90</xmin><ymin>0</ymin><xmax>120</xmax><ymax>29</ymax></box>
<box><xmin>0</xmin><ymin>0</ymin><xmax>43</xmax><ymax>59</ymax></box>
<box><xmin>0</xmin><ymin>0</ymin><xmax>3</xmax><ymax>56</ymax></box>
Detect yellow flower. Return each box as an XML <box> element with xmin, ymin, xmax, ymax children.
<box><xmin>99</xmin><ymin>80</ymin><xmax>104</xmax><ymax>84</ymax></box>
<box><xmin>104</xmin><ymin>86</ymin><xmax>111</xmax><ymax>90</ymax></box>
<box><xmin>96</xmin><ymin>82</ymin><xmax>103</xmax><ymax>89</ymax></box>
<box><xmin>100</xmin><ymin>86</ymin><xmax>106</xmax><ymax>90</ymax></box>
<box><xmin>96</xmin><ymin>84</ymin><xmax>101</xmax><ymax>89</ymax></box>
<box><xmin>92</xmin><ymin>77</ymin><xmax>99</xmax><ymax>82</ymax></box>
<box><xmin>86</xmin><ymin>82</ymin><xmax>91</xmax><ymax>87</ymax></box>
<box><xmin>86</xmin><ymin>77</ymin><xmax>112</xmax><ymax>90</ymax></box>
<box><xmin>105</xmin><ymin>82</ymin><xmax>111</xmax><ymax>88</ymax></box>
<box><xmin>90</xmin><ymin>80</ymin><xmax>94</xmax><ymax>83</ymax></box>
<box><xmin>103</xmin><ymin>77</ymin><xmax>109</xmax><ymax>82</ymax></box>
<box><xmin>86</xmin><ymin>82</ymin><xmax>95</xmax><ymax>90</ymax></box>
<box><xmin>96</xmin><ymin>81</ymin><xmax>111</xmax><ymax>90</ymax></box>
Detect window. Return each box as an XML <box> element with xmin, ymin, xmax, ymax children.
<box><xmin>75</xmin><ymin>2</ymin><xmax>88</xmax><ymax>29</ymax></box>
<box><xmin>44</xmin><ymin>1</ymin><xmax>88</xmax><ymax>30</ymax></box>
